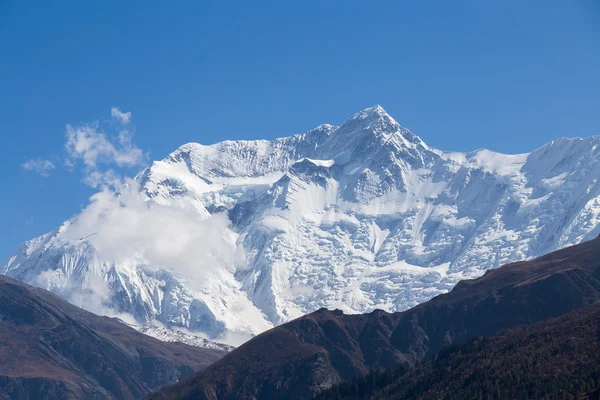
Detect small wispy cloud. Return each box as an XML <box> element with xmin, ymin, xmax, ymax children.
<box><xmin>22</xmin><ymin>159</ymin><xmax>56</xmax><ymax>177</ymax></box>
<box><xmin>65</xmin><ymin>123</ymin><xmax>145</xmax><ymax>169</ymax></box>
<box><xmin>64</xmin><ymin>119</ymin><xmax>146</xmax><ymax>188</ymax></box>
<box><xmin>82</xmin><ymin>169</ymin><xmax>121</xmax><ymax>189</ymax></box>
<box><xmin>111</xmin><ymin>107</ymin><xmax>131</xmax><ymax>124</ymax></box>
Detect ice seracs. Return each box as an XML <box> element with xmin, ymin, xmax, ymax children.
<box><xmin>4</xmin><ymin>106</ymin><xmax>600</xmax><ymax>345</ymax></box>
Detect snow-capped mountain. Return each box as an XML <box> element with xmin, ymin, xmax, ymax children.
<box><xmin>4</xmin><ymin>106</ymin><xmax>600</xmax><ymax>344</ymax></box>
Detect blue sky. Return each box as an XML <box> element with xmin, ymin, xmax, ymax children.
<box><xmin>0</xmin><ymin>0</ymin><xmax>599</xmax><ymax>259</ymax></box>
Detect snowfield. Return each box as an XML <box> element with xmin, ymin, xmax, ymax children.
<box><xmin>4</xmin><ymin>106</ymin><xmax>600</xmax><ymax>345</ymax></box>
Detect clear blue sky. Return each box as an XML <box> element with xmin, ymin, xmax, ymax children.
<box><xmin>1</xmin><ymin>1</ymin><xmax>599</xmax><ymax>259</ymax></box>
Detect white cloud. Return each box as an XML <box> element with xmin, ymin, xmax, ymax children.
<box><xmin>31</xmin><ymin>173</ymin><xmax>245</xmax><ymax>327</ymax></box>
<box><xmin>63</xmin><ymin>178</ymin><xmax>243</xmax><ymax>288</ymax></box>
<box><xmin>111</xmin><ymin>107</ymin><xmax>131</xmax><ymax>124</ymax></box>
<box><xmin>22</xmin><ymin>159</ymin><xmax>56</xmax><ymax>176</ymax></box>
<box><xmin>65</xmin><ymin>123</ymin><xmax>145</xmax><ymax>169</ymax></box>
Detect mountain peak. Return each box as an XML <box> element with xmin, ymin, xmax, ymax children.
<box><xmin>337</xmin><ymin>105</ymin><xmax>399</xmax><ymax>135</ymax></box>
<box><xmin>328</xmin><ymin>105</ymin><xmax>430</xmax><ymax>152</ymax></box>
<box><xmin>351</xmin><ymin>105</ymin><xmax>393</xmax><ymax>122</ymax></box>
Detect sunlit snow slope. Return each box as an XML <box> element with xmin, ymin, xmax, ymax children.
<box><xmin>4</xmin><ymin>106</ymin><xmax>600</xmax><ymax>344</ymax></box>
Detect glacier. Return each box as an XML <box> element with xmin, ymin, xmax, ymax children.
<box><xmin>4</xmin><ymin>105</ymin><xmax>600</xmax><ymax>345</ymax></box>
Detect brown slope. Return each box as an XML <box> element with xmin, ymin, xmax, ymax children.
<box><xmin>148</xmin><ymin>237</ymin><xmax>600</xmax><ymax>400</ymax></box>
<box><xmin>318</xmin><ymin>299</ymin><xmax>600</xmax><ymax>400</ymax></box>
<box><xmin>0</xmin><ymin>274</ymin><xmax>228</xmax><ymax>400</ymax></box>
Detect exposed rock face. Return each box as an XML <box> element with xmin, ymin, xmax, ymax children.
<box><xmin>0</xmin><ymin>275</ymin><xmax>227</xmax><ymax>400</ymax></box>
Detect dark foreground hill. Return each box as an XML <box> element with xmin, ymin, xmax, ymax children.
<box><xmin>148</xmin><ymin>237</ymin><xmax>600</xmax><ymax>400</ymax></box>
<box><xmin>0</xmin><ymin>274</ymin><xmax>227</xmax><ymax>400</ymax></box>
<box><xmin>317</xmin><ymin>300</ymin><xmax>600</xmax><ymax>400</ymax></box>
